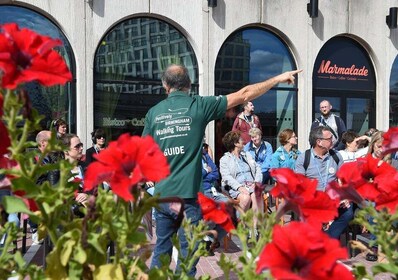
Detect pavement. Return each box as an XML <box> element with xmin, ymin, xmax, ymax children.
<box><xmin>12</xmin><ymin>227</ymin><xmax>394</xmax><ymax>279</ymax></box>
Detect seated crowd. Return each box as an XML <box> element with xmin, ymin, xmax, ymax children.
<box><xmin>1</xmin><ymin>115</ymin><xmax>395</xmax><ymax>265</ymax></box>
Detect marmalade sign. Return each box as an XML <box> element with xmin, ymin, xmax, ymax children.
<box><xmin>314</xmin><ymin>59</ymin><xmax>374</xmax><ymax>91</ymax></box>
<box><xmin>318</xmin><ymin>60</ymin><xmax>368</xmax><ymax>77</ymax></box>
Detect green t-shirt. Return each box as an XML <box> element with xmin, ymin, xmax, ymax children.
<box><xmin>142</xmin><ymin>91</ymin><xmax>227</xmax><ymax>199</ymax></box>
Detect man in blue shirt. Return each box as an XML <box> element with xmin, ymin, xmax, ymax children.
<box><xmin>295</xmin><ymin>126</ymin><xmax>353</xmax><ymax>239</ymax></box>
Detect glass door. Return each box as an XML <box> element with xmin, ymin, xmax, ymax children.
<box><xmin>313</xmin><ymin>94</ymin><xmax>375</xmax><ymax>134</ymax></box>
<box><xmin>346</xmin><ymin>98</ymin><xmax>372</xmax><ymax>134</ymax></box>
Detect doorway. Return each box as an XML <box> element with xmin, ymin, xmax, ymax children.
<box><xmin>314</xmin><ymin>93</ymin><xmax>375</xmax><ymax>135</ymax></box>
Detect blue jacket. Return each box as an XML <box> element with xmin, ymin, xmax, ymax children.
<box><xmin>243</xmin><ymin>140</ymin><xmax>273</xmax><ymax>173</ymax></box>
<box><xmin>271</xmin><ymin>146</ymin><xmax>301</xmax><ymax>170</ymax></box>
<box><xmin>202</xmin><ymin>152</ymin><xmax>219</xmax><ymax>191</ymax></box>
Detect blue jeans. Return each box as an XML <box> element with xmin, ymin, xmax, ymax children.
<box><xmin>0</xmin><ymin>190</ymin><xmax>20</xmax><ymax>246</ymax></box>
<box><xmin>151</xmin><ymin>199</ymin><xmax>202</xmax><ymax>277</ymax></box>
<box><xmin>326</xmin><ymin>203</ymin><xmax>354</xmax><ymax>239</ymax></box>
<box><xmin>203</xmin><ymin>188</ymin><xmax>229</xmax><ymax>241</ymax></box>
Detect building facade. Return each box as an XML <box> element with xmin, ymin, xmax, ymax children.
<box><xmin>1</xmin><ymin>0</ymin><xmax>398</xmax><ymax>159</ymax></box>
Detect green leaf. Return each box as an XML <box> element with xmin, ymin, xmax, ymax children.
<box><xmin>372</xmin><ymin>263</ymin><xmax>398</xmax><ymax>274</ymax></box>
<box><xmin>87</xmin><ymin>233</ymin><xmax>106</xmax><ymax>255</ymax></box>
<box><xmin>2</xmin><ymin>196</ymin><xmax>33</xmax><ymax>215</ymax></box>
<box><xmin>60</xmin><ymin>240</ymin><xmax>75</xmax><ymax>266</ymax></box>
<box><xmin>94</xmin><ymin>264</ymin><xmax>124</xmax><ymax>280</ymax></box>
<box><xmin>74</xmin><ymin>245</ymin><xmax>87</xmax><ymax>264</ymax></box>
<box><xmin>11</xmin><ymin>176</ymin><xmax>38</xmax><ymax>194</ymax></box>
<box><xmin>46</xmin><ymin>250</ymin><xmax>68</xmax><ymax>279</ymax></box>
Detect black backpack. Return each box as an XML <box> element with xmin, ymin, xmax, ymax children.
<box><xmin>303</xmin><ymin>149</ymin><xmax>340</xmax><ymax>171</ymax></box>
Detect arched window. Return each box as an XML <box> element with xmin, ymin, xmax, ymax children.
<box><xmin>94</xmin><ymin>17</ymin><xmax>199</xmax><ymax>139</ymax></box>
<box><xmin>214</xmin><ymin>28</ymin><xmax>297</xmax><ymax>161</ymax></box>
<box><xmin>0</xmin><ymin>5</ymin><xmax>76</xmax><ymax>132</ymax></box>
<box><xmin>390</xmin><ymin>56</ymin><xmax>398</xmax><ymax>127</ymax></box>
<box><xmin>312</xmin><ymin>36</ymin><xmax>376</xmax><ymax>134</ymax></box>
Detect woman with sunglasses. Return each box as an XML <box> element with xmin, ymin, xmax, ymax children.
<box><xmin>85</xmin><ymin>128</ymin><xmax>107</xmax><ymax>166</ymax></box>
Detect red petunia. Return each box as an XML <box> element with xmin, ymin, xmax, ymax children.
<box><xmin>382</xmin><ymin>127</ymin><xmax>398</xmax><ymax>155</ymax></box>
<box><xmin>0</xmin><ymin>121</ymin><xmax>10</xmax><ymax>156</ymax></box>
<box><xmin>197</xmin><ymin>192</ymin><xmax>235</xmax><ymax>233</ymax></box>
<box><xmin>256</xmin><ymin>222</ymin><xmax>354</xmax><ymax>280</ymax></box>
<box><xmin>326</xmin><ymin>162</ymin><xmax>366</xmax><ymax>205</ymax></box>
<box><xmin>0</xmin><ymin>93</ymin><xmax>3</xmax><ymax>116</ymax></box>
<box><xmin>84</xmin><ymin>134</ymin><xmax>170</xmax><ymax>201</ymax></box>
<box><xmin>368</xmin><ymin>172</ymin><xmax>398</xmax><ymax>214</ymax></box>
<box><xmin>270</xmin><ymin>168</ymin><xmax>339</xmax><ymax>226</ymax></box>
<box><xmin>332</xmin><ymin>156</ymin><xmax>398</xmax><ymax>214</ymax></box>
<box><xmin>0</xmin><ymin>23</ymin><xmax>72</xmax><ymax>89</ymax></box>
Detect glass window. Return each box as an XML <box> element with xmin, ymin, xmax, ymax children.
<box><xmin>0</xmin><ymin>5</ymin><xmax>76</xmax><ymax>133</ymax></box>
<box><xmin>94</xmin><ymin>17</ymin><xmax>198</xmax><ymax>139</ymax></box>
<box><xmin>390</xmin><ymin>56</ymin><xmax>398</xmax><ymax>127</ymax></box>
<box><xmin>214</xmin><ymin>28</ymin><xmax>297</xmax><ymax>162</ymax></box>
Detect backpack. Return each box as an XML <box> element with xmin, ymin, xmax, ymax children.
<box><xmin>303</xmin><ymin>149</ymin><xmax>340</xmax><ymax>171</ymax></box>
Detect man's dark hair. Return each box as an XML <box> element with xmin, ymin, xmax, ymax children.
<box><xmin>161</xmin><ymin>64</ymin><xmax>191</xmax><ymax>91</ymax></box>
<box><xmin>309</xmin><ymin>126</ymin><xmax>332</xmax><ymax>147</ymax></box>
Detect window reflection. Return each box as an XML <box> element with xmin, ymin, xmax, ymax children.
<box><xmin>0</xmin><ymin>5</ymin><xmax>76</xmax><ymax>132</ymax></box>
<box><xmin>214</xmin><ymin>28</ymin><xmax>297</xmax><ymax>162</ymax></box>
<box><xmin>390</xmin><ymin>56</ymin><xmax>398</xmax><ymax>127</ymax></box>
<box><xmin>94</xmin><ymin>17</ymin><xmax>198</xmax><ymax>139</ymax></box>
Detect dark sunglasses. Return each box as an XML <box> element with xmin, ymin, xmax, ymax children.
<box><xmin>96</xmin><ymin>136</ymin><xmax>105</xmax><ymax>139</ymax></box>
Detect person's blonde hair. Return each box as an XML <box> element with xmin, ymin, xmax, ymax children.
<box><xmin>248</xmin><ymin>127</ymin><xmax>262</xmax><ymax>137</ymax></box>
<box><xmin>367</xmin><ymin>131</ymin><xmax>391</xmax><ymax>163</ymax></box>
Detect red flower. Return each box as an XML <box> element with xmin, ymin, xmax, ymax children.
<box><xmin>382</xmin><ymin>127</ymin><xmax>398</xmax><ymax>155</ymax></box>
<box><xmin>197</xmin><ymin>192</ymin><xmax>235</xmax><ymax>233</ymax></box>
<box><xmin>0</xmin><ymin>93</ymin><xmax>3</xmax><ymax>116</ymax></box>
<box><xmin>357</xmin><ymin>154</ymin><xmax>396</xmax><ymax>182</ymax></box>
<box><xmin>256</xmin><ymin>222</ymin><xmax>354</xmax><ymax>280</ymax></box>
<box><xmin>365</xmin><ymin>172</ymin><xmax>398</xmax><ymax>214</ymax></box>
<box><xmin>0</xmin><ymin>121</ymin><xmax>10</xmax><ymax>156</ymax></box>
<box><xmin>332</xmin><ymin>156</ymin><xmax>398</xmax><ymax>214</ymax></box>
<box><xmin>84</xmin><ymin>134</ymin><xmax>170</xmax><ymax>201</ymax></box>
<box><xmin>326</xmin><ymin>162</ymin><xmax>366</xmax><ymax>205</ymax></box>
<box><xmin>270</xmin><ymin>168</ymin><xmax>339</xmax><ymax>226</ymax></box>
<box><xmin>0</xmin><ymin>23</ymin><xmax>72</xmax><ymax>89</ymax></box>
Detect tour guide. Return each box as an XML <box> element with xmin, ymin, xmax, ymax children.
<box><xmin>142</xmin><ymin>64</ymin><xmax>301</xmax><ymax>276</ymax></box>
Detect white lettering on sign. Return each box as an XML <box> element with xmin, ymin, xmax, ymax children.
<box><xmin>102</xmin><ymin>117</ymin><xmax>145</xmax><ymax>127</ymax></box>
<box><xmin>164</xmin><ymin>146</ymin><xmax>185</xmax><ymax>156</ymax></box>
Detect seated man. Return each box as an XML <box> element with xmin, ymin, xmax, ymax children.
<box><xmin>295</xmin><ymin>126</ymin><xmax>353</xmax><ymax>239</ymax></box>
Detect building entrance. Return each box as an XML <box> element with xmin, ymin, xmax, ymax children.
<box><xmin>312</xmin><ymin>36</ymin><xmax>376</xmax><ymax>134</ymax></box>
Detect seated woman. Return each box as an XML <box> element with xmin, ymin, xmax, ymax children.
<box><xmin>338</xmin><ymin>130</ymin><xmax>370</xmax><ymax>163</ymax></box>
<box><xmin>244</xmin><ymin>128</ymin><xmax>273</xmax><ymax>184</ymax></box>
<box><xmin>219</xmin><ymin>131</ymin><xmax>263</xmax><ymax>229</ymax></box>
<box><xmin>271</xmin><ymin>128</ymin><xmax>300</xmax><ymax>170</ymax></box>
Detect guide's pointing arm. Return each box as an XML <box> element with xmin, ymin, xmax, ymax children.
<box><xmin>226</xmin><ymin>69</ymin><xmax>302</xmax><ymax>110</ymax></box>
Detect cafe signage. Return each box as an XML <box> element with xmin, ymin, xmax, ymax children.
<box><xmin>313</xmin><ymin>37</ymin><xmax>375</xmax><ymax>91</ymax></box>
